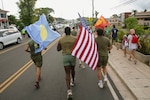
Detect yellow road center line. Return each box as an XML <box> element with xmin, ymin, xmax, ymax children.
<box><xmin>0</xmin><ymin>37</ymin><xmax>61</xmax><ymax>94</ymax></box>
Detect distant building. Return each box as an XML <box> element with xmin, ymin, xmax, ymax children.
<box><xmin>108</xmin><ymin>17</ymin><xmax>120</xmax><ymax>27</ymax></box>
<box><xmin>133</xmin><ymin>11</ymin><xmax>150</xmax><ymax>27</ymax></box>
<box><xmin>0</xmin><ymin>9</ymin><xmax>9</xmax><ymax>29</ymax></box>
<box><xmin>120</xmin><ymin>12</ymin><xmax>132</xmax><ymax>28</ymax></box>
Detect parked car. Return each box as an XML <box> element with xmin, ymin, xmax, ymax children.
<box><xmin>0</xmin><ymin>29</ymin><xmax>22</xmax><ymax>49</ymax></box>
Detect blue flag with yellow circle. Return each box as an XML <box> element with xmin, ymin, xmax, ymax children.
<box><xmin>25</xmin><ymin>14</ymin><xmax>61</xmax><ymax>53</ymax></box>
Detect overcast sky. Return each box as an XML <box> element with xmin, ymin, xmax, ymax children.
<box><xmin>1</xmin><ymin>0</ymin><xmax>150</xmax><ymax>19</ymax></box>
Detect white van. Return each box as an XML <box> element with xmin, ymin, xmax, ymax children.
<box><xmin>0</xmin><ymin>29</ymin><xmax>22</xmax><ymax>49</ymax></box>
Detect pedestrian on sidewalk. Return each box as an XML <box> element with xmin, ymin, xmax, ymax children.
<box><xmin>127</xmin><ymin>29</ymin><xmax>141</xmax><ymax>64</ymax></box>
<box><xmin>95</xmin><ymin>28</ymin><xmax>112</xmax><ymax>88</ymax></box>
<box><xmin>122</xmin><ymin>35</ymin><xmax>128</xmax><ymax>57</ymax></box>
<box><xmin>104</xmin><ymin>25</ymin><xmax>112</xmax><ymax>53</ymax></box>
<box><xmin>57</xmin><ymin>27</ymin><xmax>76</xmax><ymax>99</ymax></box>
<box><xmin>111</xmin><ymin>24</ymin><xmax>119</xmax><ymax>50</ymax></box>
<box><xmin>24</xmin><ymin>39</ymin><xmax>46</xmax><ymax>89</ymax></box>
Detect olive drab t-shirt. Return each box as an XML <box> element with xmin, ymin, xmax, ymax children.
<box><xmin>104</xmin><ymin>28</ymin><xmax>111</xmax><ymax>39</ymax></box>
<box><xmin>28</xmin><ymin>40</ymin><xmax>41</xmax><ymax>56</ymax></box>
<box><xmin>95</xmin><ymin>36</ymin><xmax>111</xmax><ymax>56</ymax></box>
<box><xmin>59</xmin><ymin>35</ymin><xmax>76</xmax><ymax>55</ymax></box>
<box><xmin>71</xmin><ymin>30</ymin><xmax>77</xmax><ymax>36</ymax></box>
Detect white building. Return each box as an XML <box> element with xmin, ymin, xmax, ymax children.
<box><xmin>0</xmin><ymin>9</ymin><xmax>9</xmax><ymax>29</ymax></box>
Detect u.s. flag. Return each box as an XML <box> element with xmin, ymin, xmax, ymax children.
<box><xmin>71</xmin><ymin>13</ymin><xmax>98</xmax><ymax>70</ymax></box>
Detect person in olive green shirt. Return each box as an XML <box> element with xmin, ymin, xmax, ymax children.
<box><xmin>71</xmin><ymin>27</ymin><xmax>77</xmax><ymax>36</ymax></box>
<box><xmin>95</xmin><ymin>28</ymin><xmax>112</xmax><ymax>89</ymax></box>
<box><xmin>57</xmin><ymin>27</ymin><xmax>76</xmax><ymax>99</ymax></box>
<box><xmin>24</xmin><ymin>40</ymin><xmax>46</xmax><ymax>88</ymax></box>
<box><xmin>104</xmin><ymin>25</ymin><xmax>112</xmax><ymax>53</ymax></box>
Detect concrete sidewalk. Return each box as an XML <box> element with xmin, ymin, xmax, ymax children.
<box><xmin>108</xmin><ymin>46</ymin><xmax>150</xmax><ymax>100</ymax></box>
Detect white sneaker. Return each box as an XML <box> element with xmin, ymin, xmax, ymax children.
<box><xmin>104</xmin><ymin>77</ymin><xmax>108</xmax><ymax>83</ymax></box>
<box><xmin>70</xmin><ymin>80</ymin><xmax>75</xmax><ymax>87</ymax></box>
<box><xmin>81</xmin><ymin>65</ymin><xmax>85</xmax><ymax>69</ymax></box>
<box><xmin>98</xmin><ymin>82</ymin><xmax>103</xmax><ymax>88</ymax></box>
<box><xmin>67</xmin><ymin>89</ymin><xmax>73</xmax><ymax>99</ymax></box>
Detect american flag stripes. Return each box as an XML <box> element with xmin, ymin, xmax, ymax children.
<box><xmin>71</xmin><ymin>13</ymin><xmax>98</xmax><ymax>70</ymax></box>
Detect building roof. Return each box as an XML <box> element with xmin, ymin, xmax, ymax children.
<box><xmin>134</xmin><ymin>11</ymin><xmax>150</xmax><ymax>18</ymax></box>
<box><xmin>0</xmin><ymin>9</ymin><xmax>9</xmax><ymax>12</ymax></box>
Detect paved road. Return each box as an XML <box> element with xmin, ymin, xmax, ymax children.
<box><xmin>0</xmin><ymin>36</ymin><xmax>121</xmax><ymax>100</ymax></box>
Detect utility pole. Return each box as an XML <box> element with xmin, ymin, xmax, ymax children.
<box><xmin>1</xmin><ymin>0</ymin><xmax>4</xmax><ymax>9</ymax></box>
<box><xmin>92</xmin><ymin>0</ymin><xmax>94</xmax><ymax>18</ymax></box>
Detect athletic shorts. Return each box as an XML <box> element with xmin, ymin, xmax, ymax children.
<box><xmin>112</xmin><ymin>37</ymin><xmax>118</xmax><ymax>43</ymax></box>
<box><xmin>31</xmin><ymin>54</ymin><xmax>42</xmax><ymax>67</ymax></box>
<box><xmin>63</xmin><ymin>54</ymin><xmax>76</xmax><ymax>66</ymax></box>
<box><xmin>97</xmin><ymin>56</ymin><xmax>108</xmax><ymax>67</ymax></box>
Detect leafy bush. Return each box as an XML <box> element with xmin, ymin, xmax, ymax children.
<box><xmin>118</xmin><ymin>29</ymin><xmax>128</xmax><ymax>43</ymax></box>
<box><xmin>138</xmin><ymin>34</ymin><xmax>150</xmax><ymax>55</ymax></box>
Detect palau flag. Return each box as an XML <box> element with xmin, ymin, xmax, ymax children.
<box><xmin>25</xmin><ymin>14</ymin><xmax>61</xmax><ymax>53</ymax></box>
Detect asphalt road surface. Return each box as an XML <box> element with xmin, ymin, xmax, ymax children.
<box><xmin>0</xmin><ymin>36</ymin><xmax>121</xmax><ymax>100</ymax></box>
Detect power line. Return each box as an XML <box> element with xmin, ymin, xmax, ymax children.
<box><xmin>111</xmin><ymin>0</ymin><xmax>137</xmax><ymax>9</ymax></box>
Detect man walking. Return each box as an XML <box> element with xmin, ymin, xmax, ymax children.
<box><xmin>57</xmin><ymin>27</ymin><xmax>76</xmax><ymax>99</ymax></box>
<box><xmin>95</xmin><ymin>28</ymin><xmax>112</xmax><ymax>88</ymax></box>
<box><xmin>24</xmin><ymin>39</ymin><xmax>46</xmax><ymax>88</ymax></box>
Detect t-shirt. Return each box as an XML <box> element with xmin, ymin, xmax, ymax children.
<box><xmin>28</xmin><ymin>40</ymin><xmax>41</xmax><ymax>56</ymax></box>
<box><xmin>104</xmin><ymin>28</ymin><xmax>111</xmax><ymax>38</ymax></box>
<box><xmin>127</xmin><ymin>34</ymin><xmax>138</xmax><ymax>50</ymax></box>
<box><xmin>95</xmin><ymin>36</ymin><xmax>111</xmax><ymax>56</ymax></box>
<box><xmin>71</xmin><ymin>30</ymin><xmax>77</xmax><ymax>36</ymax></box>
<box><xmin>59</xmin><ymin>35</ymin><xmax>76</xmax><ymax>55</ymax></box>
<box><xmin>111</xmin><ymin>28</ymin><xmax>118</xmax><ymax>38</ymax></box>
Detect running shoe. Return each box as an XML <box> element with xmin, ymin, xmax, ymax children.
<box><xmin>67</xmin><ymin>89</ymin><xmax>73</xmax><ymax>99</ymax></box>
<box><xmin>98</xmin><ymin>82</ymin><xmax>103</xmax><ymax>88</ymax></box>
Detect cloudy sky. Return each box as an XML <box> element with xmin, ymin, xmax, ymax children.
<box><xmin>1</xmin><ymin>0</ymin><xmax>150</xmax><ymax>19</ymax></box>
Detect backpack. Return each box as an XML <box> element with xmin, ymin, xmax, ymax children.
<box><xmin>132</xmin><ymin>35</ymin><xmax>138</xmax><ymax>43</ymax></box>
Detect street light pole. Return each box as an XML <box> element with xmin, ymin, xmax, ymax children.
<box><xmin>1</xmin><ymin>0</ymin><xmax>4</xmax><ymax>9</ymax></box>
<box><xmin>92</xmin><ymin>0</ymin><xmax>94</xmax><ymax>18</ymax></box>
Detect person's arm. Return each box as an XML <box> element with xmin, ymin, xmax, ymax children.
<box><xmin>57</xmin><ymin>42</ymin><xmax>62</xmax><ymax>51</ymax></box>
<box><xmin>108</xmin><ymin>40</ymin><xmax>112</xmax><ymax>50</ymax></box>
<box><xmin>108</xmin><ymin>45</ymin><xmax>112</xmax><ymax>50</ymax></box>
<box><xmin>137</xmin><ymin>40</ymin><xmax>142</xmax><ymax>49</ymax></box>
<box><xmin>24</xmin><ymin>44</ymin><xmax>30</xmax><ymax>53</ymax></box>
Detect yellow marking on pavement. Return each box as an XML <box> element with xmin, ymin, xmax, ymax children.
<box><xmin>0</xmin><ymin>60</ymin><xmax>33</xmax><ymax>93</ymax></box>
<box><xmin>0</xmin><ymin>37</ymin><xmax>61</xmax><ymax>94</ymax></box>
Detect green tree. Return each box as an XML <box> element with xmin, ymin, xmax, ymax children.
<box><xmin>8</xmin><ymin>15</ymin><xmax>17</xmax><ymax>25</ymax></box>
<box><xmin>124</xmin><ymin>17</ymin><xmax>138</xmax><ymax>30</ymax></box>
<box><xmin>95</xmin><ymin>11</ymin><xmax>99</xmax><ymax>18</ymax></box>
<box><xmin>16</xmin><ymin>0</ymin><xmax>37</xmax><ymax>26</ymax></box>
<box><xmin>132</xmin><ymin>9</ymin><xmax>137</xmax><ymax>16</ymax></box>
<box><xmin>112</xmin><ymin>14</ymin><xmax>118</xmax><ymax>18</ymax></box>
<box><xmin>34</xmin><ymin>7</ymin><xmax>54</xmax><ymax>23</ymax></box>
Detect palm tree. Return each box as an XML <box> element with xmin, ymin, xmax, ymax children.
<box><xmin>95</xmin><ymin>11</ymin><xmax>99</xmax><ymax>18</ymax></box>
<box><xmin>144</xmin><ymin>9</ymin><xmax>147</xmax><ymax>12</ymax></box>
<box><xmin>132</xmin><ymin>9</ymin><xmax>137</xmax><ymax>16</ymax></box>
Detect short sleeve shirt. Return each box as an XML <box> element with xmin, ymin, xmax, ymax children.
<box><xmin>127</xmin><ymin>34</ymin><xmax>138</xmax><ymax>50</ymax></box>
<box><xmin>28</xmin><ymin>40</ymin><xmax>41</xmax><ymax>56</ymax></box>
<box><xmin>71</xmin><ymin>30</ymin><xmax>77</xmax><ymax>36</ymax></box>
<box><xmin>95</xmin><ymin>36</ymin><xmax>111</xmax><ymax>56</ymax></box>
<box><xmin>111</xmin><ymin>28</ymin><xmax>118</xmax><ymax>38</ymax></box>
<box><xmin>59</xmin><ymin>35</ymin><xmax>76</xmax><ymax>55</ymax></box>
